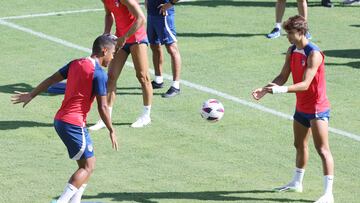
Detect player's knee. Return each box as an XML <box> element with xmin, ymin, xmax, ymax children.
<box><xmin>166</xmin><ymin>44</ymin><xmax>179</xmax><ymax>56</ymax></box>
<box><xmin>85</xmin><ymin>157</ymin><xmax>96</xmax><ymax>174</ymax></box>
<box><xmin>315</xmin><ymin>146</ymin><xmax>331</xmax><ymax>159</ymax></box>
<box><xmin>294</xmin><ymin>141</ymin><xmax>308</xmax><ymax>152</ymax></box>
<box><xmin>136</xmin><ymin>72</ymin><xmax>150</xmax><ymax>85</ymax></box>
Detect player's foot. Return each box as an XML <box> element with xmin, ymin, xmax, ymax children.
<box><xmin>151</xmin><ymin>81</ymin><xmax>164</xmax><ymax>89</ymax></box>
<box><xmin>89</xmin><ymin>119</ymin><xmax>106</xmax><ymax>131</ymax></box>
<box><xmin>321</xmin><ymin>0</ymin><xmax>334</xmax><ymax>7</ymax></box>
<box><xmin>130</xmin><ymin>115</ymin><xmax>151</xmax><ymax>128</ymax></box>
<box><xmin>162</xmin><ymin>86</ymin><xmax>180</xmax><ymax>98</ymax></box>
<box><xmin>343</xmin><ymin>0</ymin><xmax>360</xmax><ymax>5</ymax></box>
<box><xmin>266</xmin><ymin>28</ymin><xmax>281</xmax><ymax>39</ymax></box>
<box><xmin>314</xmin><ymin>193</ymin><xmax>334</xmax><ymax>203</ymax></box>
<box><xmin>274</xmin><ymin>182</ymin><xmax>303</xmax><ymax>193</ymax></box>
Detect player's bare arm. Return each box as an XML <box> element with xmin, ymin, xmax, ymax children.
<box><xmin>119</xmin><ymin>0</ymin><xmax>146</xmax><ymax>43</ymax></box>
<box><xmin>102</xmin><ymin>1</ymin><xmax>114</xmax><ymax>35</ymax></box>
<box><xmin>11</xmin><ymin>72</ymin><xmax>64</xmax><ymax>107</ymax></box>
<box><xmin>96</xmin><ymin>95</ymin><xmax>119</xmax><ymax>151</ymax></box>
<box><xmin>158</xmin><ymin>0</ymin><xmax>179</xmax><ymax>15</ymax></box>
<box><xmin>286</xmin><ymin>51</ymin><xmax>322</xmax><ymax>93</ymax></box>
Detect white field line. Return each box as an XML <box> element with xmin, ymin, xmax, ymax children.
<box><xmin>1</xmin><ymin>19</ymin><xmax>359</xmax><ymax>142</ymax></box>
<box><xmin>0</xmin><ymin>8</ymin><xmax>103</xmax><ymax>20</ymax></box>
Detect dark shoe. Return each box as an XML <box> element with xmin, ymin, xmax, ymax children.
<box><xmin>162</xmin><ymin>86</ymin><xmax>180</xmax><ymax>98</ymax></box>
<box><xmin>322</xmin><ymin>0</ymin><xmax>334</xmax><ymax>7</ymax></box>
<box><xmin>266</xmin><ymin>28</ymin><xmax>281</xmax><ymax>39</ymax></box>
<box><xmin>151</xmin><ymin>81</ymin><xmax>164</xmax><ymax>89</ymax></box>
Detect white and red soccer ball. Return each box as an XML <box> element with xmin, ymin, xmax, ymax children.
<box><xmin>200</xmin><ymin>99</ymin><xmax>224</xmax><ymax>122</ymax></box>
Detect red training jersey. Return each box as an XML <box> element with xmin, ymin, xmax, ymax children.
<box><xmin>55</xmin><ymin>58</ymin><xmax>108</xmax><ymax>127</ymax></box>
<box><xmin>103</xmin><ymin>0</ymin><xmax>147</xmax><ymax>43</ymax></box>
<box><xmin>290</xmin><ymin>42</ymin><xmax>330</xmax><ymax>114</ymax></box>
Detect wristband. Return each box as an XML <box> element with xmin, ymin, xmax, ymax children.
<box><xmin>272</xmin><ymin>86</ymin><xmax>288</xmax><ymax>94</ymax></box>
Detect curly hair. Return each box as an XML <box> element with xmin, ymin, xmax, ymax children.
<box><xmin>282</xmin><ymin>15</ymin><xmax>308</xmax><ymax>35</ymax></box>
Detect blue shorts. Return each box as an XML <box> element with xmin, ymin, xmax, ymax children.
<box><xmin>122</xmin><ymin>39</ymin><xmax>149</xmax><ymax>54</ymax></box>
<box><xmin>54</xmin><ymin>119</ymin><xmax>94</xmax><ymax>160</ymax></box>
<box><xmin>293</xmin><ymin>109</ymin><xmax>330</xmax><ymax>128</ymax></box>
<box><xmin>147</xmin><ymin>14</ymin><xmax>177</xmax><ymax>45</ymax></box>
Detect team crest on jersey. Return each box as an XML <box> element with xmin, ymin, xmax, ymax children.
<box><xmin>301</xmin><ymin>59</ymin><xmax>306</xmax><ymax>67</ymax></box>
<box><xmin>88</xmin><ymin>144</ymin><xmax>93</xmax><ymax>152</ymax></box>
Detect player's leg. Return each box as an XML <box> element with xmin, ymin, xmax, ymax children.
<box><xmin>267</xmin><ymin>0</ymin><xmax>285</xmax><ymax>38</ymax></box>
<box><xmin>275</xmin><ymin>112</ymin><xmax>311</xmax><ymax>192</ymax></box>
<box><xmin>162</xmin><ymin>14</ymin><xmax>181</xmax><ymax>98</ymax></box>
<box><xmin>129</xmin><ymin>43</ymin><xmax>153</xmax><ymax>128</ymax></box>
<box><xmin>89</xmin><ymin>49</ymin><xmax>129</xmax><ymax>130</ymax></box>
<box><xmin>311</xmin><ymin>117</ymin><xmax>334</xmax><ymax>203</ymax></box>
<box><xmin>296</xmin><ymin>0</ymin><xmax>311</xmax><ymax>39</ymax></box>
<box><xmin>150</xmin><ymin>44</ymin><xmax>165</xmax><ymax>88</ymax></box>
<box><xmin>54</xmin><ymin>122</ymin><xmax>96</xmax><ymax>202</ymax></box>
<box><xmin>68</xmin><ymin>157</ymin><xmax>96</xmax><ymax>203</ymax></box>
<box><xmin>147</xmin><ymin>15</ymin><xmax>164</xmax><ymax>89</ymax></box>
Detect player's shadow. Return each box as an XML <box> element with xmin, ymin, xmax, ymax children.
<box><xmin>179</xmin><ymin>0</ymin><xmax>297</xmax><ymax>8</ymax></box>
<box><xmin>87</xmin><ymin>122</ymin><xmax>132</xmax><ymax>126</ymax></box>
<box><xmin>116</xmin><ymin>87</ymin><xmax>162</xmax><ymax>96</ymax></box>
<box><xmin>0</xmin><ymin>120</ymin><xmax>52</xmax><ymax>130</ymax></box>
<box><xmin>83</xmin><ymin>190</ymin><xmax>313</xmax><ymax>203</ymax></box>
<box><xmin>324</xmin><ymin>49</ymin><xmax>360</xmax><ymax>59</ymax></box>
<box><xmin>326</xmin><ymin>61</ymin><xmax>360</xmax><ymax>69</ymax></box>
<box><xmin>177</xmin><ymin>32</ymin><xmax>265</xmax><ymax>38</ymax></box>
<box><xmin>323</xmin><ymin>49</ymin><xmax>360</xmax><ymax>69</ymax></box>
<box><xmin>0</xmin><ymin>83</ymin><xmax>33</xmax><ymax>94</ymax></box>
<box><xmin>350</xmin><ymin>24</ymin><xmax>360</xmax><ymax>28</ymax></box>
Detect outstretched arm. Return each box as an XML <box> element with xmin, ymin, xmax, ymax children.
<box><xmin>96</xmin><ymin>95</ymin><xmax>118</xmax><ymax>151</ymax></box>
<box><xmin>11</xmin><ymin>72</ymin><xmax>64</xmax><ymax>107</ymax></box>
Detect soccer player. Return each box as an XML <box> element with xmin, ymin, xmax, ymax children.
<box><xmin>252</xmin><ymin>15</ymin><xmax>334</xmax><ymax>203</ymax></box>
<box><xmin>11</xmin><ymin>35</ymin><xmax>118</xmax><ymax>203</ymax></box>
<box><xmin>266</xmin><ymin>0</ymin><xmax>311</xmax><ymax>39</ymax></box>
<box><xmin>90</xmin><ymin>0</ymin><xmax>153</xmax><ymax>130</ymax></box>
<box><xmin>145</xmin><ymin>0</ymin><xmax>182</xmax><ymax>98</ymax></box>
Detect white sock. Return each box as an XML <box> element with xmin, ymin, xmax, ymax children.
<box><xmin>323</xmin><ymin>175</ymin><xmax>334</xmax><ymax>194</ymax></box>
<box><xmin>69</xmin><ymin>184</ymin><xmax>87</xmax><ymax>203</ymax></box>
<box><xmin>292</xmin><ymin>167</ymin><xmax>305</xmax><ymax>184</ymax></box>
<box><xmin>57</xmin><ymin>183</ymin><xmax>78</xmax><ymax>203</ymax></box>
<box><xmin>275</xmin><ymin>23</ymin><xmax>282</xmax><ymax>29</ymax></box>
<box><xmin>143</xmin><ymin>105</ymin><xmax>151</xmax><ymax>117</ymax></box>
<box><xmin>172</xmin><ymin>81</ymin><xmax>180</xmax><ymax>89</ymax></box>
<box><xmin>154</xmin><ymin>75</ymin><xmax>163</xmax><ymax>84</ymax></box>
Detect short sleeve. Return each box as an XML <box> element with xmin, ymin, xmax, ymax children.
<box><xmin>93</xmin><ymin>68</ymin><xmax>108</xmax><ymax>96</ymax></box>
<box><xmin>58</xmin><ymin>62</ymin><xmax>71</xmax><ymax>79</ymax></box>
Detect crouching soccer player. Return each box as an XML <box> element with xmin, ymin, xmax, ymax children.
<box><xmin>11</xmin><ymin>35</ymin><xmax>119</xmax><ymax>203</ymax></box>
<box><xmin>252</xmin><ymin>15</ymin><xmax>334</xmax><ymax>203</ymax></box>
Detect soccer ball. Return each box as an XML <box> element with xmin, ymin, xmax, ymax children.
<box><xmin>200</xmin><ymin>99</ymin><xmax>225</xmax><ymax>122</ymax></box>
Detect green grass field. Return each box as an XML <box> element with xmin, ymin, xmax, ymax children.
<box><xmin>0</xmin><ymin>0</ymin><xmax>359</xmax><ymax>202</ymax></box>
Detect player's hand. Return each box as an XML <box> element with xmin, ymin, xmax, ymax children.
<box><xmin>157</xmin><ymin>3</ymin><xmax>172</xmax><ymax>16</ymax></box>
<box><xmin>115</xmin><ymin>36</ymin><xmax>126</xmax><ymax>53</ymax></box>
<box><xmin>252</xmin><ymin>88</ymin><xmax>267</xmax><ymax>100</ymax></box>
<box><xmin>11</xmin><ymin>91</ymin><xmax>32</xmax><ymax>107</ymax></box>
<box><xmin>263</xmin><ymin>82</ymin><xmax>279</xmax><ymax>94</ymax></box>
<box><xmin>109</xmin><ymin>131</ymin><xmax>118</xmax><ymax>151</ymax></box>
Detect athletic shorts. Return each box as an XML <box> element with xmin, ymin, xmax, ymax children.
<box><xmin>54</xmin><ymin>119</ymin><xmax>94</xmax><ymax>160</ymax></box>
<box><xmin>122</xmin><ymin>39</ymin><xmax>149</xmax><ymax>54</ymax></box>
<box><xmin>293</xmin><ymin>109</ymin><xmax>330</xmax><ymax>128</ymax></box>
<box><xmin>147</xmin><ymin>14</ymin><xmax>177</xmax><ymax>45</ymax></box>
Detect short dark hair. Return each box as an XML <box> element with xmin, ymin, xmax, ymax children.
<box><xmin>92</xmin><ymin>35</ymin><xmax>116</xmax><ymax>55</ymax></box>
<box><xmin>283</xmin><ymin>15</ymin><xmax>308</xmax><ymax>35</ymax></box>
